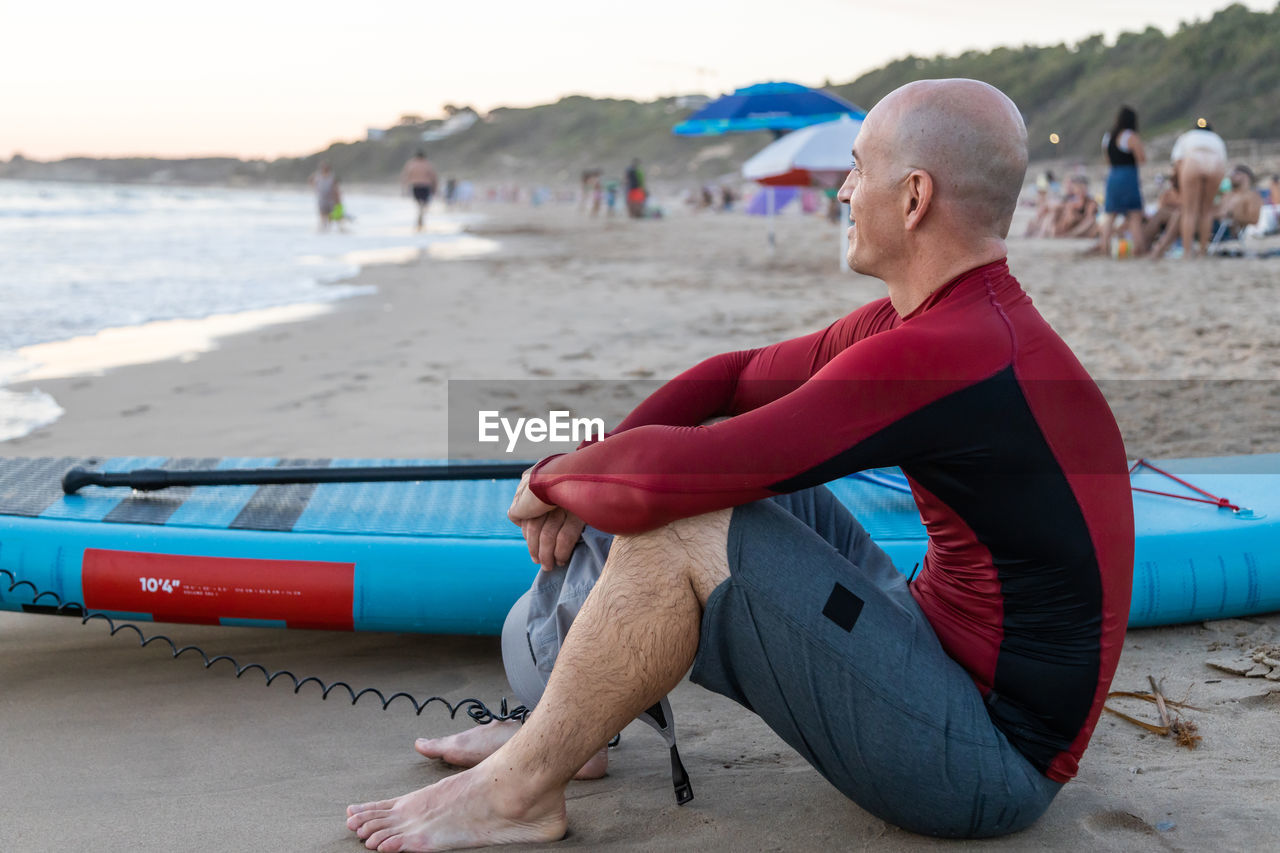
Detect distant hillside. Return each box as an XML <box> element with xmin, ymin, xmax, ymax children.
<box><xmin>260</xmin><ymin>98</ymin><xmax>776</xmax><ymax>187</ymax></box>
<box><xmin>829</xmin><ymin>2</ymin><xmax>1279</xmax><ymax>160</ymax></box>
<box><xmin>4</xmin><ymin>3</ymin><xmax>1276</xmax><ymax>187</ymax></box>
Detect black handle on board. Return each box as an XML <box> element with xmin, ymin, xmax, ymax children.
<box><xmin>61</xmin><ymin>462</ymin><xmax>534</xmax><ymax>495</ymax></box>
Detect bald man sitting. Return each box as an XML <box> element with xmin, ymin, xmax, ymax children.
<box><xmin>346</xmin><ymin>80</ymin><xmax>1134</xmax><ymax>850</ymax></box>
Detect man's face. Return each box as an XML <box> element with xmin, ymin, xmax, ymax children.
<box><xmin>836</xmin><ymin>114</ymin><xmax>899</xmax><ymax>276</ymax></box>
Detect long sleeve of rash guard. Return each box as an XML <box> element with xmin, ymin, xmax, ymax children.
<box><xmin>527</xmin><ymin>297</ymin><xmax>981</xmax><ymax>535</ymax></box>
<box><xmin>605</xmin><ymin>299</ymin><xmax>893</xmax><ymax>436</ymax></box>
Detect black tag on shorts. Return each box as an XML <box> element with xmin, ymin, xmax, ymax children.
<box><xmin>822</xmin><ymin>583</ymin><xmax>864</xmax><ymax>632</ymax></box>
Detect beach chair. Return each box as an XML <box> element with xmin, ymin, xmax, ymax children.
<box><xmin>1207</xmin><ymin>212</ymin><xmax>1280</xmax><ymax>259</ymax></box>
<box><xmin>1207</xmin><ymin>218</ymin><xmax>1239</xmax><ymax>256</ymax></box>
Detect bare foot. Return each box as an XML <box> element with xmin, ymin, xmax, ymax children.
<box><xmin>346</xmin><ymin>757</ymin><xmax>567</xmax><ymax>852</ymax></box>
<box><xmin>415</xmin><ymin>721</ymin><xmax>608</xmax><ymax>780</ymax></box>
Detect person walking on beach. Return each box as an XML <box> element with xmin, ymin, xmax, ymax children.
<box><xmin>1168</xmin><ymin>122</ymin><xmax>1227</xmax><ymax>259</ymax></box>
<box><xmin>401</xmin><ymin>151</ymin><xmax>439</xmax><ymax>232</ymax></box>
<box><xmin>346</xmin><ymin>79</ymin><xmax>1134</xmax><ymax>851</ymax></box>
<box><xmin>308</xmin><ymin>161</ymin><xmax>341</xmax><ymax>233</ymax></box>
<box><xmin>625</xmin><ymin>158</ymin><xmax>646</xmax><ymax>218</ymax></box>
<box><xmin>1095</xmin><ymin>106</ymin><xmax>1147</xmax><ymax>256</ymax></box>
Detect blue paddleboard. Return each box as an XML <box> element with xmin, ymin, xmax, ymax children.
<box><xmin>1</xmin><ymin>455</ymin><xmax>1277</xmax><ymax>633</ymax></box>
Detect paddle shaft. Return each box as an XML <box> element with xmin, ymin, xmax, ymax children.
<box><xmin>61</xmin><ymin>463</ymin><xmax>533</xmax><ymax>494</ymax></box>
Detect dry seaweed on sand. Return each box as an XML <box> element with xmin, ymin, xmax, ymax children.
<box><xmin>1103</xmin><ymin>676</ymin><xmax>1203</xmax><ymax>749</ymax></box>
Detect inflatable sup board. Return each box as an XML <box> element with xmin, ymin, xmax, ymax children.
<box><xmin>1</xmin><ymin>455</ymin><xmax>1277</xmax><ymax>634</ymax></box>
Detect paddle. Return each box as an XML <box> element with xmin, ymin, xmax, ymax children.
<box><xmin>61</xmin><ymin>462</ymin><xmax>534</xmax><ymax>495</ymax></box>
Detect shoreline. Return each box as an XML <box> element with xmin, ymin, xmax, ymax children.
<box><xmin>2</xmin><ymin>205</ymin><xmax>1278</xmax><ymax>850</ymax></box>
<box><xmin>0</xmin><ymin>223</ymin><xmax>502</xmax><ymax>446</ymax></box>
<box><xmin>6</xmin><ymin>209</ymin><xmax>1277</xmax><ymax>459</ymax></box>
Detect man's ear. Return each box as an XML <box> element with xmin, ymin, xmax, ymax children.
<box><xmin>903</xmin><ymin>170</ymin><xmax>933</xmax><ymax>231</ymax></box>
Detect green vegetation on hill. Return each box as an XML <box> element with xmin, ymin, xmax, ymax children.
<box><xmin>264</xmin><ymin>97</ymin><xmax>775</xmax><ymax>186</ymax></box>
<box><xmin>4</xmin><ymin>3</ymin><xmax>1276</xmax><ymax>186</ymax></box>
<box><xmin>830</xmin><ymin>2</ymin><xmax>1279</xmax><ymax>160</ymax></box>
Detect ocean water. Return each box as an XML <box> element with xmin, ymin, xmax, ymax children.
<box><xmin>0</xmin><ymin>180</ymin><xmax>484</xmax><ymax>440</ymax></box>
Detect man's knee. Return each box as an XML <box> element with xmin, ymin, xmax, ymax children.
<box><xmin>610</xmin><ymin>509</ymin><xmax>732</xmax><ymax>603</ymax></box>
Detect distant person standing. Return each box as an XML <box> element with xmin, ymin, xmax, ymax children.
<box><xmin>1169</xmin><ymin>123</ymin><xmax>1227</xmax><ymax>259</ymax></box>
<box><xmin>1096</xmin><ymin>106</ymin><xmax>1146</xmax><ymax>257</ymax></box>
<box><xmin>625</xmin><ymin>158</ymin><xmax>646</xmax><ymax>218</ymax></box>
<box><xmin>604</xmin><ymin>179</ymin><xmax>619</xmax><ymax>216</ymax></box>
<box><xmin>308</xmin><ymin>161</ymin><xmax>342</xmax><ymax>232</ymax></box>
<box><xmin>400</xmin><ymin>151</ymin><xmax>439</xmax><ymax>231</ymax></box>
<box><xmin>580</xmin><ymin>169</ymin><xmax>601</xmax><ymax>212</ymax></box>
<box><xmin>720</xmin><ymin>184</ymin><xmax>736</xmax><ymax>212</ymax></box>
<box><xmin>588</xmin><ymin>173</ymin><xmax>603</xmax><ymax>216</ymax></box>
<box><xmin>455</xmin><ymin>179</ymin><xmax>475</xmax><ymax>210</ymax></box>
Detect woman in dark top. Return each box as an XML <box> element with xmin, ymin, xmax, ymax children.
<box><xmin>1097</xmin><ymin>106</ymin><xmax>1147</xmax><ymax>257</ymax></box>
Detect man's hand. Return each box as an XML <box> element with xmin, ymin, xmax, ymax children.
<box><xmin>508</xmin><ymin>468</ymin><xmax>585</xmax><ymax>571</ymax></box>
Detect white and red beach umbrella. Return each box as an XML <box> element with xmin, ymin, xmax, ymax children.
<box><xmin>741</xmin><ymin>115</ymin><xmax>862</xmax><ymax>187</ymax></box>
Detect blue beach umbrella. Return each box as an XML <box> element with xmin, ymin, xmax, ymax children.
<box><xmin>673</xmin><ymin>81</ymin><xmax>865</xmax><ymax>137</ymax></box>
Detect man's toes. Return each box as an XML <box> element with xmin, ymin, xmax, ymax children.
<box><xmin>353</xmin><ymin>811</ymin><xmax>395</xmax><ymax>839</ymax></box>
<box><xmin>347</xmin><ymin>808</ymin><xmax>389</xmax><ymax>832</ymax></box>
<box><xmin>376</xmin><ymin>834</ymin><xmax>406</xmax><ymax>853</ymax></box>
<box><xmin>349</xmin><ymin>799</ymin><xmax>396</xmax><ymax>817</ymax></box>
<box><xmin>414</xmin><ymin>737</ymin><xmax>443</xmax><ymax>758</ymax></box>
<box><xmin>365</xmin><ymin>825</ymin><xmax>400</xmax><ymax>850</ymax></box>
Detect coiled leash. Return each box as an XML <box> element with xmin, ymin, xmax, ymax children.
<box><xmin>2</xmin><ymin>567</ymin><xmax>529</xmax><ymax>722</ymax></box>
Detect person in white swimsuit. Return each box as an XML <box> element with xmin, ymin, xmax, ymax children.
<box><xmin>1169</xmin><ymin>125</ymin><xmax>1227</xmax><ymax>259</ymax></box>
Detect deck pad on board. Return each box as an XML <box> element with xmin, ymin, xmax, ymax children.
<box><xmin>2</xmin><ymin>455</ymin><xmax>1279</xmax><ymax>633</ymax></box>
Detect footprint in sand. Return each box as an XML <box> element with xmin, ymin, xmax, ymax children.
<box><xmin>1080</xmin><ymin>810</ymin><xmax>1166</xmax><ymax>847</ymax></box>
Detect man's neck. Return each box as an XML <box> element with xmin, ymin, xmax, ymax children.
<box><xmin>883</xmin><ymin>238</ymin><xmax>1007</xmax><ymax>317</ymax></box>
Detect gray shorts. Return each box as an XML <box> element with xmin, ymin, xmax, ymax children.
<box><xmin>691</xmin><ymin>487</ymin><xmax>1061</xmax><ymax>837</ymax></box>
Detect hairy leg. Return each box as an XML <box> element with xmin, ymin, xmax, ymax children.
<box><xmin>345</xmin><ymin>510</ymin><xmax>732</xmax><ymax>852</ymax></box>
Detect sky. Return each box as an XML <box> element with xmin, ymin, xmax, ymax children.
<box><xmin>2</xmin><ymin>0</ymin><xmax>1272</xmax><ymax>160</ymax></box>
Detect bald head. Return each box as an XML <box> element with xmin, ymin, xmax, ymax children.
<box><xmin>867</xmin><ymin>79</ymin><xmax>1028</xmax><ymax>238</ymax></box>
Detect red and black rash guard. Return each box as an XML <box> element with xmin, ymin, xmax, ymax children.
<box><xmin>530</xmin><ymin>259</ymin><xmax>1134</xmax><ymax>783</ymax></box>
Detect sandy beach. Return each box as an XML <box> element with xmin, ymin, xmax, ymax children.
<box><xmin>2</xmin><ymin>204</ymin><xmax>1279</xmax><ymax>851</ymax></box>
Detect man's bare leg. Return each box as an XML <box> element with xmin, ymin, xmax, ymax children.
<box><xmin>346</xmin><ymin>511</ymin><xmax>732</xmax><ymax>852</ymax></box>
<box><xmin>414</xmin><ymin>723</ymin><xmax>608</xmax><ymax>779</ymax></box>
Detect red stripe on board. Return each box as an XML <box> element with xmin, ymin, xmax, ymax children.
<box><xmin>82</xmin><ymin>550</ymin><xmax>355</xmax><ymax>630</ymax></box>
